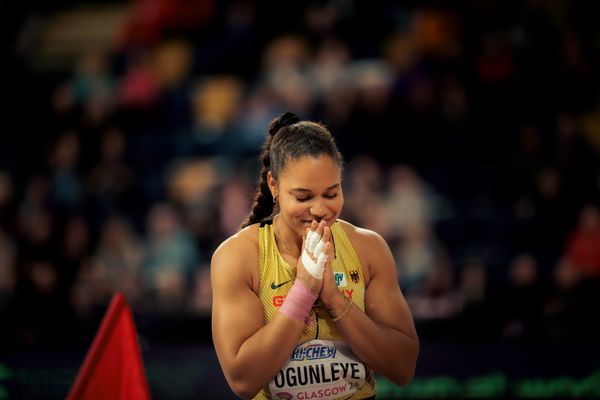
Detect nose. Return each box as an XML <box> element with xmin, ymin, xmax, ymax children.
<box><xmin>310</xmin><ymin>201</ymin><xmax>327</xmax><ymax>220</ymax></box>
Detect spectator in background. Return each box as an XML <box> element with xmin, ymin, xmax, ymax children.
<box><xmin>14</xmin><ymin>187</ymin><xmax>65</xmax><ymax>344</ymax></box>
<box><xmin>394</xmin><ymin>223</ymin><xmax>451</xmax><ymax>295</ymax></box>
<box><xmin>154</xmin><ymin>38</ymin><xmax>195</xmax><ymax>129</ymax></box>
<box><xmin>166</xmin><ymin>157</ymin><xmax>220</xmax><ymax>259</ymax></box>
<box><xmin>16</xmin><ymin>259</ymin><xmax>64</xmax><ymax>345</ymax></box>
<box><xmin>188</xmin><ymin>74</ymin><xmax>244</xmax><ymax>154</ymax></box>
<box><xmin>17</xmin><ymin>209</ymin><xmax>57</xmax><ymax>267</ymax></box>
<box><xmin>261</xmin><ymin>35</ymin><xmax>315</xmax><ymax>115</ymax></box>
<box><xmin>385</xmin><ymin>164</ymin><xmax>448</xmax><ymax>237</ymax></box>
<box><xmin>71</xmin><ymin>215</ymin><xmax>143</xmax><ymax>314</ymax></box>
<box><xmin>543</xmin><ymin>256</ymin><xmax>586</xmax><ymax>341</ymax></box>
<box><xmin>561</xmin><ymin>203</ymin><xmax>600</xmax><ymax>340</ymax></box>
<box><xmin>383</xmin><ymin>165</ymin><xmax>452</xmax><ymax>295</ymax></box>
<box><xmin>0</xmin><ymin>174</ymin><xmax>19</xmax><ymax>338</ymax></box>
<box><xmin>217</xmin><ymin>172</ymin><xmax>253</xmax><ymax>238</ymax></box>
<box><xmin>17</xmin><ymin>175</ymin><xmax>50</xmax><ymax>239</ymax></box>
<box><xmin>86</xmin><ymin>127</ymin><xmax>136</xmax><ymax>218</ymax></box>
<box><xmin>308</xmin><ymin>38</ymin><xmax>352</xmax><ymax>101</ymax></box>
<box><xmin>0</xmin><ymin>170</ymin><xmax>17</xmax><ymax>232</ymax></box>
<box><xmin>48</xmin><ymin>131</ymin><xmax>84</xmax><ymax>214</ymax></box>
<box><xmin>0</xmin><ymin>228</ymin><xmax>17</xmax><ymax>346</ymax></box>
<box><xmin>564</xmin><ymin>203</ymin><xmax>600</xmax><ymax>278</ymax></box>
<box><xmin>53</xmin><ymin>50</ymin><xmax>115</xmax><ymax>129</ymax></box>
<box><xmin>59</xmin><ymin>215</ymin><xmax>91</xmax><ymax>312</ymax></box>
<box><xmin>115</xmin><ymin>0</ymin><xmax>214</xmax><ymax>51</ymax></box>
<box><xmin>141</xmin><ymin>202</ymin><xmax>198</xmax><ymax>312</ymax></box>
<box><xmin>498</xmin><ymin>253</ymin><xmax>547</xmax><ymax>342</ymax></box>
<box><xmin>343</xmin><ymin>59</ymin><xmax>397</xmax><ymax>164</ymax></box>
<box><xmin>341</xmin><ymin>154</ymin><xmax>386</xmax><ymax>230</ymax></box>
<box><xmin>457</xmin><ymin>258</ymin><xmax>496</xmax><ymax>341</ymax></box>
<box><xmin>234</xmin><ymin>83</ymin><xmax>283</xmax><ymax>154</ymax></box>
<box><xmin>0</xmin><ymin>228</ymin><xmax>17</xmax><ymax>309</ymax></box>
<box><xmin>169</xmin><ymin>162</ymin><xmax>235</xmax><ymax>315</ymax></box>
<box><xmin>115</xmin><ymin>48</ymin><xmax>160</xmax><ymax>114</ymax></box>
<box><xmin>405</xmin><ymin>260</ymin><xmax>461</xmax><ymax>323</ymax></box>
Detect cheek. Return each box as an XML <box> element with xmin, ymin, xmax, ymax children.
<box><xmin>284</xmin><ymin>201</ymin><xmax>309</xmax><ymax>217</ymax></box>
<box><xmin>329</xmin><ymin>196</ymin><xmax>344</xmax><ymax>215</ymax></box>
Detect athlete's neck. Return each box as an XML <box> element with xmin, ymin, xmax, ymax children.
<box><xmin>274</xmin><ymin>214</ymin><xmax>302</xmax><ymax>258</ymax></box>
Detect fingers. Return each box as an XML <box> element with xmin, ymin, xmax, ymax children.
<box><xmin>307</xmin><ymin>221</ymin><xmax>328</xmax><ymax>250</ymax></box>
<box><xmin>305</xmin><ymin>220</ymin><xmax>318</xmax><ymax>249</ymax></box>
<box><xmin>318</xmin><ymin>234</ymin><xmax>332</xmax><ymax>272</ymax></box>
<box><xmin>307</xmin><ymin>220</ymin><xmax>322</xmax><ymax>252</ymax></box>
<box><xmin>313</xmin><ymin>239</ymin><xmax>326</xmax><ymax>259</ymax></box>
<box><xmin>301</xmin><ymin>221</ymin><xmax>331</xmax><ymax>279</ymax></box>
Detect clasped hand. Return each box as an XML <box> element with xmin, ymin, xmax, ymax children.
<box><xmin>296</xmin><ymin>220</ymin><xmax>342</xmax><ymax>306</ymax></box>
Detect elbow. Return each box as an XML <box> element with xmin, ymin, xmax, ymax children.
<box><xmin>391</xmin><ymin>365</ymin><xmax>416</xmax><ymax>387</ymax></box>
<box><xmin>221</xmin><ymin>357</ymin><xmax>268</xmax><ymax>398</ymax></box>
<box><xmin>228</xmin><ymin>377</ymin><xmax>262</xmax><ymax>399</ymax></box>
<box><xmin>386</xmin><ymin>361</ymin><xmax>417</xmax><ymax>387</ymax></box>
<box><xmin>389</xmin><ymin>338</ymin><xmax>419</xmax><ymax>386</ymax></box>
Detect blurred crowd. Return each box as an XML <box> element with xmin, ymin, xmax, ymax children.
<box><xmin>2</xmin><ymin>0</ymin><xmax>600</xmax><ymax>347</ymax></box>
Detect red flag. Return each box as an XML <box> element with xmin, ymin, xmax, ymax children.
<box><xmin>68</xmin><ymin>291</ymin><xmax>151</xmax><ymax>400</ymax></box>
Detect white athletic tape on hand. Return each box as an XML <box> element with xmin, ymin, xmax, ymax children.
<box><xmin>316</xmin><ymin>253</ymin><xmax>327</xmax><ymax>270</ymax></box>
<box><xmin>308</xmin><ymin>231</ymin><xmax>322</xmax><ymax>253</ymax></box>
<box><xmin>305</xmin><ymin>230</ymin><xmax>315</xmax><ymax>250</ymax></box>
<box><xmin>313</xmin><ymin>240</ymin><xmax>326</xmax><ymax>259</ymax></box>
<box><xmin>302</xmin><ymin>248</ymin><xmax>324</xmax><ymax>279</ymax></box>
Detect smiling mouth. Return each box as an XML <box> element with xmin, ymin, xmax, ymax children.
<box><xmin>302</xmin><ymin>218</ymin><xmax>332</xmax><ymax>225</ymax></box>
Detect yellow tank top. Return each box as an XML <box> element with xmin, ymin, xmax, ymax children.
<box><xmin>254</xmin><ymin>218</ymin><xmax>376</xmax><ymax>400</ymax></box>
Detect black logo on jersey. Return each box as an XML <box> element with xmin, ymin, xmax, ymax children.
<box><xmin>349</xmin><ymin>270</ymin><xmax>360</xmax><ymax>283</ymax></box>
<box><xmin>271</xmin><ymin>280</ymin><xmax>291</xmax><ymax>290</ymax></box>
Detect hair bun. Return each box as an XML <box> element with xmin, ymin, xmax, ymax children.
<box><xmin>268</xmin><ymin>112</ymin><xmax>300</xmax><ymax>136</ymax></box>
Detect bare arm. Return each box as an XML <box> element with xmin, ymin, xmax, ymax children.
<box><xmin>321</xmin><ymin>227</ymin><xmax>419</xmax><ymax>385</ymax></box>
<box><xmin>210</xmin><ymin>231</ymin><xmax>304</xmax><ymax>399</ymax></box>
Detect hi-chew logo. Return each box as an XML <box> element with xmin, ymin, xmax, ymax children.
<box><xmin>333</xmin><ymin>272</ymin><xmax>347</xmax><ymax>287</ymax></box>
<box><xmin>292</xmin><ymin>344</ymin><xmax>337</xmax><ymax>361</ymax></box>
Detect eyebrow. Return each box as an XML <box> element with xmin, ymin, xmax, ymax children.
<box><xmin>290</xmin><ymin>183</ymin><xmax>340</xmax><ymax>193</ymax></box>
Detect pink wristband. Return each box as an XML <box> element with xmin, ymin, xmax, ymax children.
<box><xmin>280</xmin><ymin>280</ymin><xmax>318</xmax><ymax>323</ymax></box>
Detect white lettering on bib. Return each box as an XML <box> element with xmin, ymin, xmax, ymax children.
<box><xmin>269</xmin><ymin>340</ymin><xmax>366</xmax><ymax>400</ymax></box>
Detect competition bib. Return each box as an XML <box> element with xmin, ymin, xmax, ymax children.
<box><xmin>268</xmin><ymin>340</ymin><xmax>366</xmax><ymax>400</ymax></box>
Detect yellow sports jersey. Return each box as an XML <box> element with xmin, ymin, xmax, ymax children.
<box><xmin>254</xmin><ymin>218</ymin><xmax>376</xmax><ymax>400</ymax></box>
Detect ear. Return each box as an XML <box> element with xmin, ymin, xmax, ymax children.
<box><xmin>267</xmin><ymin>171</ymin><xmax>277</xmax><ymax>199</ymax></box>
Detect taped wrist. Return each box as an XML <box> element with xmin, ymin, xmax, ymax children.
<box><xmin>280</xmin><ymin>280</ymin><xmax>318</xmax><ymax>323</ymax></box>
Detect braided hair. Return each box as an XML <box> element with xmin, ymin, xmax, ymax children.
<box><xmin>239</xmin><ymin>112</ymin><xmax>343</xmax><ymax>229</ymax></box>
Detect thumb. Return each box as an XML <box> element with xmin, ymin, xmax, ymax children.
<box><xmin>320</xmin><ymin>242</ymin><xmax>332</xmax><ymax>273</ymax></box>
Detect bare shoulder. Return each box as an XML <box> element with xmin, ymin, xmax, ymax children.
<box><xmin>211</xmin><ymin>224</ymin><xmax>260</xmax><ymax>289</ymax></box>
<box><xmin>337</xmin><ymin>219</ymin><xmax>388</xmax><ymax>249</ymax></box>
<box><xmin>212</xmin><ymin>224</ymin><xmax>259</xmax><ymax>261</ymax></box>
<box><xmin>337</xmin><ymin>219</ymin><xmax>392</xmax><ymax>283</ymax></box>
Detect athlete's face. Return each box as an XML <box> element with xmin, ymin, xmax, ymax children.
<box><xmin>269</xmin><ymin>154</ymin><xmax>343</xmax><ymax>235</ymax></box>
